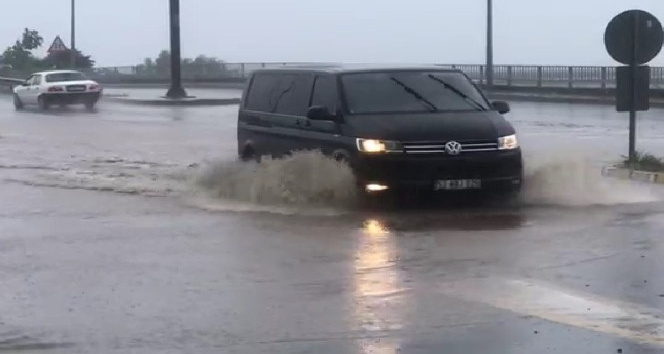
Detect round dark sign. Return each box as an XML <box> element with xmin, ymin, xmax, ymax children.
<box><xmin>604</xmin><ymin>10</ymin><xmax>663</xmax><ymax>65</ymax></box>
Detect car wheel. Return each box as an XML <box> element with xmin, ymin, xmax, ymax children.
<box><xmin>13</xmin><ymin>94</ymin><xmax>24</xmax><ymax>110</ymax></box>
<box><xmin>38</xmin><ymin>96</ymin><xmax>50</xmax><ymax>111</ymax></box>
<box><xmin>84</xmin><ymin>101</ymin><xmax>96</xmax><ymax>111</ymax></box>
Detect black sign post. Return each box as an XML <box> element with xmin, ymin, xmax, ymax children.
<box><xmin>604</xmin><ymin>10</ymin><xmax>663</xmax><ymax>170</ymax></box>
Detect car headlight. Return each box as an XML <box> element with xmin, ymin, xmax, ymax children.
<box><xmin>356</xmin><ymin>138</ymin><xmax>402</xmax><ymax>153</ymax></box>
<box><xmin>497</xmin><ymin>134</ymin><xmax>519</xmax><ymax>150</ymax></box>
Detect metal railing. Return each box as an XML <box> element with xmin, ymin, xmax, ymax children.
<box><xmin>79</xmin><ymin>62</ymin><xmax>331</xmax><ymax>82</ymax></box>
<box><xmin>441</xmin><ymin>64</ymin><xmax>664</xmax><ymax>88</ymax></box>
<box><xmin>4</xmin><ymin>63</ymin><xmax>664</xmax><ymax>89</ymax></box>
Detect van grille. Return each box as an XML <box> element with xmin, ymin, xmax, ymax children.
<box><xmin>403</xmin><ymin>139</ymin><xmax>499</xmax><ymax>154</ymax></box>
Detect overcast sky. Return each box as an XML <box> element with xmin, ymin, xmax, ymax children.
<box><xmin>1</xmin><ymin>0</ymin><xmax>664</xmax><ymax>67</ymax></box>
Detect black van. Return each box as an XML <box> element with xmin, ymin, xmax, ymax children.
<box><xmin>237</xmin><ymin>65</ymin><xmax>523</xmax><ymax>194</ymax></box>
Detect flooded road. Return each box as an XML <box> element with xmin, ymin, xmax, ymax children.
<box><xmin>1</xmin><ymin>92</ymin><xmax>663</xmax><ymax>353</ymax></box>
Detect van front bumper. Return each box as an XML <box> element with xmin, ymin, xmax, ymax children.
<box><xmin>351</xmin><ymin>149</ymin><xmax>523</xmax><ymax>192</ymax></box>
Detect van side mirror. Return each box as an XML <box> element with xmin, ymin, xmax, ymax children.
<box><xmin>306</xmin><ymin>105</ymin><xmax>335</xmax><ymax>120</ymax></box>
<box><xmin>492</xmin><ymin>101</ymin><xmax>510</xmax><ymax>114</ymax></box>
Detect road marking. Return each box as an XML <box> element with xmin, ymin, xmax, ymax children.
<box><xmin>439</xmin><ymin>278</ymin><xmax>664</xmax><ymax>346</ymax></box>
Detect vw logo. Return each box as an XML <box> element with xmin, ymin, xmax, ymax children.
<box><xmin>444</xmin><ymin>141</ymin><xmax>462</xmax><ymax>155</ymax></box>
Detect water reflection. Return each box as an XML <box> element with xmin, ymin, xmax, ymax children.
<box><xmin>374</xmin><ymin>210</ymin><xmax>526</xmax><ymax>232</ymax></box>
<box><xmin>352</xmin><ymin>218</ymin><xmax>408</xmax><ymax>353</ymax></box>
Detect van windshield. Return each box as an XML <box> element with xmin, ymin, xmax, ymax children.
<box><xmin>341</xmin><ymin>71</ymin><xmax>489</xmax><ymax>114</ymax></box>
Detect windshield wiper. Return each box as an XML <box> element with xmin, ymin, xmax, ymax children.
<box><xmin>427</xmin><ymin>74</ymin><xmax>487</xmax><ymax>111</ymax></box>
<box><xmin>389</xmin><ymin>77</ymin><xmax>438</xmax><ymax>112</ymax></box>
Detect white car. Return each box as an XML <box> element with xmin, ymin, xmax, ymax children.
<box><xmin>13</xmin><ymin>70</ymin><xmax>102</xmax><ymax>111</ymax></box>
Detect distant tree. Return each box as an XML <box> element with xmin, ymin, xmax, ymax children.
<box><xmin>2</xmin><ymin>43</ymin><xmax>37</xmax><ymax>71</ymax></box>
<box><xmin>42</xmin><ymin>49</ymin><xmax>95</xmax><ymax>69</ymax></box>
<box><xmin>20</xmin><ymin>28</ymin><xmax>43</xmax><ymax>50</ymax></box>
<box><xmin>155</xmin><ymin>50</ymin><xmax>170</xmax><ymax>76</ymax></box>
<box><xmin>137</xmin><ymin>51</ymin><xmax>231</xmax><ymax>79</ymax></box>
<box><xmin>182</xmin><ymin>55</ymin><xmax>227</xmax><ymax>77</ymax></box>
<box><xmin>1</xmin><ymin>28</ymin><xmax>43</xmax><ymax>71</ymax></box>
<box><xmin>143</xmin><ymin>57</ymin><xmax>155</xmax><ymax>68</ymax></box>
<box><xmin>135</xmin><ymin>57</ymin><xmax>156</xmax><ymax>76</ymax></box>
<box><xmin>2</xmin><ymin>28</ymin><xmax>97</xmax><ymax>75</ymax></box>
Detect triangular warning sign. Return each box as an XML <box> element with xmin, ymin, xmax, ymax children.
<box><xmin>47</xmin><ymin>36</ymin><xmax>68</xmax><ymax>53</ymax></box>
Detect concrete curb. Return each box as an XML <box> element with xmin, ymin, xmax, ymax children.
<box><xmin>602</xmin><ymin>167</ymin><xmax>664</xmax><ymax>184</ymax></box>
<box><xmin>104</xmin><ymin>96</ymin><xmax>241</xmax><ymax>106</ymax></box>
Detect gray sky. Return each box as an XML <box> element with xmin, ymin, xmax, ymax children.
<box><xmin>2</xmin><ymin>0</ymin><xmax>664</xmax><ymax>67</ymax></box>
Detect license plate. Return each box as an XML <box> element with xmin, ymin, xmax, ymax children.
<box><xmin>434</xmin><ymin>179</ymin><xmax>482</xmax><ymax>190</ymax></box>
<box><xmin>67</xmin><ymin>86</ymin><xmax>85</xmax><ymax>92</ymax></box>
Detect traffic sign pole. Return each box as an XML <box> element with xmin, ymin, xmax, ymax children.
<box><xmin>604</xmin><ymin>9</ymin><xmax>663</xmax><ymax>173</ymax></box>
<box><xmin>70</xmin><ymin>0</ymin><xmax>76</xmax><ymax>68</ymax></box>
<box><xmin>629</xmin><ymin>11</ymin><xmax>640</xmax><ymax>171</ymax></box>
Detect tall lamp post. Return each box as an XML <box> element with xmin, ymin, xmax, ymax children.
<box><xmin>166</xmin><ymin>0</ymin><xmax>187</xmax><ymax>98</ymax></box>
<box><xmin>70</xmin><ymin>0</ymin><xmax>76</xmax><ymax>68</ymax></box>
<box><xmin>486</xmin><ymin>0</ymin><xmax>494</xmax><ymax>88</ymax></box>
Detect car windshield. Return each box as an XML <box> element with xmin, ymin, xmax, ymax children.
<box><xmin>341</xmin><ymin>71</ymin><xmax>489</xmax><ymax>114</ymax></box>
<box><xmin>45</xmin><ymin>72</ymin><xmax>86</xmax><ymax>82</ymax></box>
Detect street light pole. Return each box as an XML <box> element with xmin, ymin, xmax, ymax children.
<box><xmin>486</xmin><ymin>0</ymin><xmax>494</xmax><ymax>88</ymax></box>
<box><xmin>166</xmin><ymin>0</ymin><xmax>187</xmax><ymax>98</ymax></box>
<box><xmin>70</xmin><ymin>0</ymin><xmax>76</xmax><ymax>68</ymax></box>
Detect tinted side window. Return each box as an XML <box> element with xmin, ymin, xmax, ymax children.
<box><xmin>310</xmin><ymin>76</ymin><xmax>337</xmax><ymax>113</ymax></box>
<box><xmin>245</xmin><ymin>74</ymin><xmax>280</xmax><ymax>112</ymax></box>
<box><xmin>245</xmin><ymin>73</ymin><xmax>313</xmax><ymax>116</ymax></box>
<box><xmin>273</xmin><ymin>74</ymin><xmax>313</xmax><ymax>116</ymax></box>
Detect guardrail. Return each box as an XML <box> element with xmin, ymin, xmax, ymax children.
<box><xmin>82</xmin><ymin>63</ymin><xmax>664</xmax><ymax>89</ymax></box>
<box><xmin>4</xmin><ymin>64</ymin><xmax>664</xmax><ymax>89</ymax></box>
<box><xmin>443</xmin><ymin>64</ymin><xmax>664</xmax><ymax>89</ymax></box>
<box><xmin>0</xmin><ymin>76</ymin><xmax>23</xmax><ymax>93</ymax></box>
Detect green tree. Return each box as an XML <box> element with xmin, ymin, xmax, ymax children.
<box><xmin>42</xmin><ymin>49</ymin><xmax>95</xmax><ymax>70</ymax></box>
<box><xmin>20</xmin><ymin>28</ymin><xmax>43</xmax><ymax>50</ymax></box>
<box><xmin>155</xmin><ymin>50</ymin><xmax>170</xmax><ymax>76</ymax></box>
<box><xmin>1</xmin><ymin>28</ymin><xmax>97</xmax><ymax>74</ymax></box>
<box><xmin>143</xmin><ymin>57</ymin><xmax>155</xmax><ymax>68</ymax></box>
<box><xmin>135</xmin><ymin>57</ymin><xmax>156</xmax><ymax>76</ymax></box>
<box><xmin>2</xmin><ymin>43</ymin><xmax>37</xmax><ymax>71</ymax></box>
<box><xmin>138</xmin><ymin>51</ymin><xmax>230</xmax><ymax>79</ymax></box>
<box><xmin>1</xmin><ymin>28</ymin><xmax>43</xmax><ymax>71</ymax></box>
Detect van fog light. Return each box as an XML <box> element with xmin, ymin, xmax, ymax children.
<box><xmin>365</xmin><ymin>184</ymin><xmax>389</xmax><ymax>192</ymax></box>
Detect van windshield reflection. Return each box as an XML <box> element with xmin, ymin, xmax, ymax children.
<box><xmin>341</xmin><ymin>71</ymin><xmax>489</xmax><ymax>114</ymax></box>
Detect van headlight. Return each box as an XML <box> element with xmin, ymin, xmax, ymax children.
<box><xmin>497</xmin><ymin>134</ymin><xmax>519</xmax><ymax>150</ymax></box>
<box><xmin>356</xmin><ymin>139</ymin><xmax>402</xmax><ymax>153</ymax></box>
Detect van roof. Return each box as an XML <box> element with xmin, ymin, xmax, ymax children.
<box><xmin>251</xmin><ymin>63</ymin><xmax>463</xmax><ymax>75</ymax></box>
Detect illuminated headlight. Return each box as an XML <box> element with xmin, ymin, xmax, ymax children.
<box><xmin>356</xmin><ymin>138</ymin><xmax>402</xmax><ymax>153</ymax></box>
<box><xmin>365</xmin><ymin>184</ymin><xmax>389</xmax><ymax>192</ymax></box>
<box><xmin>497</xmin><ymin>134</ymin><xmax>519</xmax><ymax>150</ymax></box>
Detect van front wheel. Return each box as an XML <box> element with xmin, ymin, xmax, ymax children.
<box><xmin>240</xmin><ymin>146</ymin><xmax>260</xmax><ymax>162</ymax></box>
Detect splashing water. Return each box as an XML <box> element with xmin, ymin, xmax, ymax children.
<box><xmin>521</xmin><ymin>150</ymin><xmax>658</xmax><ymax>206</ymax></box>
<box><xmin>193</xmin><ymin>150</ymin><xmax>358</xmax><ymax>208</ymax></box>
<box><xmin>9</xmin><ymin>147</ymin><xmax>653</xmax><ymax>212</ymax></box>
<box><xmin>190</xmin><ymin>148</ymin><xmax>658</xmax><ymax>211</ymax></box>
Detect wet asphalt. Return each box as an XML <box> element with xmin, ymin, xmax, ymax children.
<box><xmin>1</xmin><ymin>90</ymin><xmax>664</xmax><ymax>353</ymax></box>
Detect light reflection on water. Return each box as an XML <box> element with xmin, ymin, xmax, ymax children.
<box><xmin>352</xmin><ymin>218</ymin><xmax>408</xmax><ymax>354</ymax></box>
